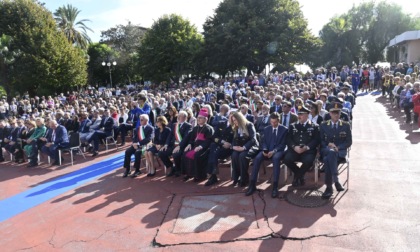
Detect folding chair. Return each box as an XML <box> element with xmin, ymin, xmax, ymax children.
<box><xmin>57</xmin><ymin>132</ymin><xmax>86</xmax><ymax>166</ymax></box>
<box><xmin>105</xmin><ymin>131</ymin><xmax>119</xmax><ymax>151</ymax></box>
<box><xmin>315</xmin><ymin>149</ymin><xmax>350</xmax><ymax>188</ymax></box>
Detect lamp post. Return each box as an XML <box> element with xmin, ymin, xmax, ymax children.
<box><xmin>102</xmin><ymin>59</ymin><xmax>117</xmax><ymax>88</ymax></box>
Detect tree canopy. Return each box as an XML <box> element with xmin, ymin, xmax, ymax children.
<box><xmin>137</xmin><ymin>14</ymin><xmax>203</xmax><ymax>83</ymax></box>
<box><xmin>0</xmin><ymin>0</ymin><xmax>87</xmax><ymax>96</ymax></box>
<box><xmin>202</xmin><ymin>0</ymin><xmax>318</xmax><ymax>75</ymax></box>
<box><xmin>315</xmin><ymin>1</ymin><xmax>420</xmax><ymax>67</ymax></box>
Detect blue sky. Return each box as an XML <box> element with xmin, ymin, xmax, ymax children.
<box><xmin>43</xmin><ymin>0</ymin><xmax>420</xmax><ymax>42</ymax></box>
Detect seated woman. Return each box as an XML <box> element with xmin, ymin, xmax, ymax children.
<box><xmin>144</xmin><ymin>116</ymin><xmax>171</xmax><ymax>176</ymax></box>
<box><xmin>308</xmin><ymin>101</ymin><xmax>323</xmax><ymax>125</ymax></box>
<box><xmin>182</xmin><ymin>108</ymin><xmax>214</xmax><ymax>182</ymax></box>
<box><xmin>230</xmin><ymin>111</ymin><xmax>258</xmax><ymax>187</ymax></box>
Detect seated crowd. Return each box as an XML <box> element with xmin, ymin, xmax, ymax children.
<box><xmin>4</xmin><ymin>65</ymin><xmax>396</xmax><ymax>199</ymax></box>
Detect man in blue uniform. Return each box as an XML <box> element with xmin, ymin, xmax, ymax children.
<box><xmin>319</xmin><ymin>102</ymin><xmax>352</xmax><ymax>199</ymax></box>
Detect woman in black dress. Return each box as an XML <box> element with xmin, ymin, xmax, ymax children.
<box><xmin>145</xmin><ymin>116</ymin><xmax>171</xmax><ymax>176</ymax></box>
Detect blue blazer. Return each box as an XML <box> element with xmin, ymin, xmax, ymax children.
<box><xmin>132</xmin><ymin>124</ymin><xmax>154</xmax><ymax>146</ymax></box>
<box><xmin>261</xmin><ymin>125</ymin><xmax>288</xmax><ymax>153</ymax></box>
<box><xmin>319</xmin><ymin>120</ymin><xmax>352</xmax><ymax>158</ymax></box>
<box><xmin>51</xmin><ymin>125</ymin><xmax>69</xmax><ymax>148</ymax></box>
<box><xmin>99</xmin><ymin>117</ymin><xmax>115</xmax><ymax>136</ymax></box>
<box><xmin>245</xmin><ymin>114</ymin><xmax>255</xmax><ymax>123</ymax></box>
<box><xmin>79</xmin><ymin>119</ymin><xmax>92</xmax><ymax>133</ymax></box>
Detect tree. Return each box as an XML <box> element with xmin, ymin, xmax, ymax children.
<box><xmin>54</xmin><ymin>4</ymin><xmax>93</xmax><ymax>50</ymax></box>
<box><xmin>316</xmin><ymin>1</ymin><xmax>420</xmax><ymax>67</ymax></box>
<box><xmin>87</xmin><ymin>43</ymin><xmax>115</xmax><ymax>86</ymax></box>
<box><xmin>203</xmin><ymin>0</ymin><xmax>317</xmax><ymax>76</ymax></box>
<box><xmin>0</xmin><ymin>34</ymin><xmax>21</xmax><ymax>95</ymax></box>
<box><xmin>100</xmin><ymin>22</ymin><xmax>147</xmax><ymax>84</ymax></box>
<box><xmin>0</xmin><ymin>0</ymin><xmax>87</xmax><ymax>96</ymax></box>
<box><xmin>137</xmin><ymin>14</ymin><xmax>203</xmax><ymax>83</ymax></box>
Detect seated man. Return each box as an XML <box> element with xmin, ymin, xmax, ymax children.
<box><xmin>25</xmin><ymin>118</ymin><xmax>47</xmax><ymax>167</ymax></box>
<box><xmin>319</xmin><ymin>102</ymin><xmax>352</xmax><ymax>199</ymax></box>
<box><xmin>0</xmin><ymin>120</ymin><xmax>10</xmax><ymax>162</ymax></box>
<box><xmin>246</xmin><ymin>112</ymin><xmax>288</xmax><ymax>198</ymax></box>
<box><xmin>204</xmin><ymin>112</ymin><xmax>234</xmax><ymax>186</ymax></box>
<box><xmin>41</xmin><ymin>120</ymin><xmax>69</xmax><ymax>166</ymax></box>
<box><xmin>122</xmin><ymin>114</ymin><xmax>154</xmax><ymax>178</ymax></box>
<box><xmin>87</xmin><ymin>109</ymin><xmax>115</xmax><ymax>157</ymax></box>
<box><xmin>254</xmin><ymin>104</ymin><xmax>270</xmax><ymax>138</ymax></box>
<box><xmin>283</xmin><ymin>106</ymin><xmax>320</xmax><ymax>187</ymax></box>
<box><xmin>159</xmin><ymin>111</ymin><xmax>192</xmax><ymax>177</ymax></box>
<box><xmin>4</xmin><ymin>119</ymin><xmax>19</xmax><ymax>159</ymax></box>
<box><xmin>182</xmin><ymin>108</ymin><xmax>214</xmax><ymax>182</ymax></box>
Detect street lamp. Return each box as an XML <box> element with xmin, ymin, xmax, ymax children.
<box><xmin>102</xmin><ymin>60</ymin><xmax>117</xmax><ymax>88</ymax></box>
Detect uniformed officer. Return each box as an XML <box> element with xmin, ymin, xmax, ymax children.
<box><xmin>283</xmin><ymin>106</ymin><xmax>320</xmax><ymax>186</ymax></box>
<box><xmin>319</xmin><ymin>102</ymin><xmax>352</xmax><ymax>199</ymax></box>
<box><xmin>204</xmin><ymin>113</ymin><xmax>234</xmax><ymax>186</ymax></box>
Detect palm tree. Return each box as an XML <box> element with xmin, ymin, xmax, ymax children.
<box><xmin>54</xmin><ymin>4</ymin><xmax>93</xmax><ymax>50</ymax></box>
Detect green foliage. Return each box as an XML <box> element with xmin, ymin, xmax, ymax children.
<box><xmin>203</xmin><ymin>0</ymin><xmax>317</xmax><ymax>75</ymax></box>
<box><xmin>54</xmin><ymin>4</ymin><xmax>93</xmax><ymax>50</ymax></box>
<box><xmin>316</xmin><ymin>1</ymin><xmax>420</xmax><ymax>67</ymax></box>
<box><xmin>0</xmin><ymin>0</ymin><xmax>88</xmax><ymax>96</ymax></box>
<box><xmin>87</xmin><ymin>43</ymin><xmax>115</xmax><ymax>86</ymax></box>
<box><xmin>100</xmin><ymin>21</ymin><xmax>147</xmax><ymax>84</ymax></box>
<box><xmin>137</xmin><ymin>14</ymin><xmax>203</xmax><ymax>83</ymax></box>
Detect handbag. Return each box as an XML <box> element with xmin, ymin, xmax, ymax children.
<box><xmin>246</xmin><ymin>145</ymin><xmax>260</xmax><ymax>159</ymax></box>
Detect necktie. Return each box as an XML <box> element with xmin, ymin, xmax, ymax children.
<box><xmin>273</xmin><ymin>128</ymin><xmax>277</xmax><ymax>136</ymax></box>
<box><xmin>282</xmin><ymin>114</ymin><xmax>287</xmax><ymax>126</ymax></box>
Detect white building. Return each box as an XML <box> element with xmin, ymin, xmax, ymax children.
<box><xmin>388</xmin><ymin>30</ymin><xmax>420</xmax><ymax>64</ymax></box>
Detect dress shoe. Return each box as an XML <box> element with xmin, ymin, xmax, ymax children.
<box><xmin>204</xmin><ymin>175</ymin><xmax>218</xmax><ymax>186</ymax></box>
<box><xmin>92</xmin><ymin>151</ymin><xmax>99</xmax><ymax>157</ymax></box>
<box><xmin>322</xmin><ymin>187</ymin><xmax>333</xmax><ymax>199</ymax></box>
<box><xmin>183</xmin><ymin>175</ymin><xmax>192</xmax><ymax>181</ymax></box>
<box><xmin>271</xmin><ymin>189</ymin><xmax>279</xmax><ymax>198</ymax></box>
<box><xmin>335</xmin><ymin>182</ymin><xmax>345</xmax><ymax>192</ymax></box>
<box><xmin>87</xmin><ymin>146</ymin><xmax>93</xmax><ymax>152</ymax></box>
<box><xmin>122</xmin><ymin>171</ymin><xmax>130</xmax><ymax>178</ymax></box>
<box><xmin>299</xmin><ymin>178</ymin><xmax>305</xmax><ymax>186</ymax></box>
<box><xmin>27</xmin><ymin>163</ymin><xmax>38</xmax><ymax>168</ymax></box>
<box><xmin>119</xmin><ymin>142</ymin><xmax>125</xmax><ymax>147</ymax></box>
<box><xmin>147</xmin><ymin>172</ymin><xmax>156</xmax><ymax>177</ymax></box>
<box><xmin>52</xmin><ymin>161</ymin><xmax>60</xmax><ymax>166</ymax></box>
<box><xmin>232</xmin><ymin>180</ymin><xmax>239</xmax><ymax>187</ymax></box>
<box><xmin>174</xmin><ymin>171</ymin><xmax>181</xmax><ymax>177</ymax></box>
<box><xmin>193</xmin><ymin>177</ymin><xmax>205</xmax><ymax>182</ymax></box>
<box><xmin>245</xmin><ymin>186</ymin><xmax>256</xmax><ymax>196</ymax></box>
<box><xmin>166</xmin><ymin>169</ymin><xmax>176</xmax><ymax>177</ymax></box>
<box><xmin>131</xmin><ymin>171</ymin><xmax>141</xmax><ymax>178</ymax></box>
<box><xmin>292</xmin><ymin>177</ymin><xmax>300</xmax><ymax>187</ymax></box>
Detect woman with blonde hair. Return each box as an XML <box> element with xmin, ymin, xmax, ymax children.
<box><xmin>230</xmin><ymin>111</ymin><xmax>258</xmax><ymax>187</ymax></box>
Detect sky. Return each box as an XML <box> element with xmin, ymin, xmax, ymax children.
<box><xmin>43</xmin><ymin>0</ymin><xmax>420</xmax><ymax>42</ymax></box>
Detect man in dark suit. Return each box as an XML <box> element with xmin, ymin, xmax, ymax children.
<box><xmin>161</xmin><ymin>111</ymin><xmax>192</xmax><ymax>177</ymax></box>
<box><xmin>88</xmin><ymin>109</ymin><xmax>115</xmax><ymax>157</ymax></box>
<box><xmin>255</xmin><ymin>104</ymin><xmax>270</xmax><ymax>137</ymax></box>
<box><xmin>319</xmin><ymin>102</ymin><xmax>352</xmax><ymax>199</ymax></box>
<box><xmin>246</xmin><ymin>112</ymin><xmax>288</xmax><ymax>198</ymax></box>
<box><xmin>123</xmin><ymin>114</ymin><xmax>154</xmax><ymax>178</ymax></box>
<box><xmin>283</xmin><ymin>106</ymin><xmax>320</xmax><ymax>187</ymax></box>
<box><xmin>41</xmin><ymin>120</ymin><xmax>69</xmax><ymax>166</ymax></box>
<box><xmin>0</xmin><ymin>120</ymin><xmax>10</xmax><ymax>162</ymax></box>
<box><xmin>280</xmin><ymin>101</ymin><xmax>298</xmax><ymax>128</ymax></box>
<box><xmin>269</xmin><ymin>95</ymin><xmax>283</xmax><ymax>114</ymax></box>
<box><xmin>4</xmin><ymin>119</ymin><xmax>20</xmax><ymax>158</ymax></box>
<box><xmin>240</xmin><ymin>104</ymin><xmax>254</xmax><ymax>123</ymax></box>
<box><xmin>204</xmin><ymin>114</ymin><xmax>234</xmax><ymax>186</ymax></box>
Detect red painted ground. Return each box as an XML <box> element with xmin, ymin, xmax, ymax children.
<box><xmin>0</xmin><ymin>92</ymin><xmax>419</xmax><ymax>251</ymax></box>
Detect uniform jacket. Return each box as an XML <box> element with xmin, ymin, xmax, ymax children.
<box><xmin>287</xmin><ymin>121</ymin><xmax>320</xmax><ymax>154</ymax></box>
<box><xmin>319</xmin><ymin>119</ymin><xmax>352</xmax><ymax>158</ymax></box>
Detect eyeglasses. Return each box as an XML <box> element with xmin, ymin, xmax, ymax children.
<box><xmin>275</xmin><ymin>98</ymin><xmax>281</xmax><ymax>101</ymax></box>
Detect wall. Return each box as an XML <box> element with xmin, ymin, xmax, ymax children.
<box><xmin>407</xmin><ymin>40</ymin><xmax>420</xmax><ymax>64</ymax></box>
